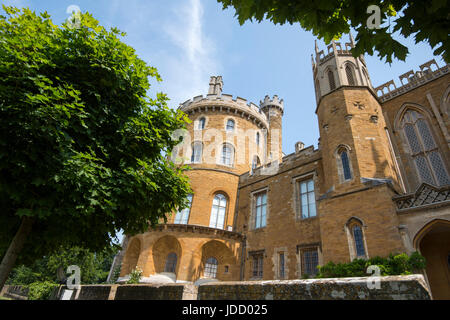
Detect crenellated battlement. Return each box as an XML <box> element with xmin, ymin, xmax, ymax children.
<box><xmin>259</xmin><ymin>94</ymin><xmax>284</xmax><ymax>113</ymax></box>
<box><xmin>312</xmin><ymin>34</ymin><xmax>365</xmax><ymax>73</ymax></box>
<box><xmin>178</xmin><ymin>92</ymin><xmax>270</xmax><ymax>129</ymax></box>
<box><xmin>375</xmin><ymin>59</ymin><xmax>449</xmax><ymax>103</ymax></box>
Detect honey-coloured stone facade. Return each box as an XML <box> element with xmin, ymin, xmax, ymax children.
<box><xmin>119</xmin><ymin>38</ymin><xmax>450</xmax><ymax>299</ymax></box>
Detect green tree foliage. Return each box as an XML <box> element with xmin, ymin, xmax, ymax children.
<box><xmin>0</xmin><ymin>6</ymin><xmax>192</xmax><ymax>289</ymax></box>
<box><xmin>316</xmin><ymin>252</ymin><xmax>426</xmax><ymax>278</ymax></box>
<box><xmin>7</xmin><ymin>245</ymin><xmax>119</xmax><ymax>285</ymax></box>
<box><xmin>216</xmin><ymin>0</ymin><xmax>450</xmax><ymax>63</ymax></box>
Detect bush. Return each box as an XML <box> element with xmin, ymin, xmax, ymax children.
<box><xmin>316</xmin><ymin>252</ymin><xmax>426</xmax><ymax>279</ymax></box>
<box><xmin>27</xmin><ymin>281</ymin><xmax>59</xmax><ymax>300</ymax></box>
<box><xmin>126</xmin><ymin>266</ymin><xmax>143</xmax><ymax>284</ymax></box>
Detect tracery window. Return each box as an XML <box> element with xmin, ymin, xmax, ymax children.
<box><xmin>401</xmin><ymin>109</ymin><xmax>450</xmax><ymax>186</ymax></box>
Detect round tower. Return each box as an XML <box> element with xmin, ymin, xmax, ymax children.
<box><xmin>119</xmin><ymin>76</ymin><xmax>270</xmax><ymax>284</ymax></box>
<box><xmin>260</xmin><ymin>95</ymin><xmax>284</xmax><ymax>164</ymax></box>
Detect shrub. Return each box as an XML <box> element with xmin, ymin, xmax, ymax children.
<box><xmin>316</xmin><ymin>252</ymin><xmax>426</xmax><ymax>279</ymax></box>
<box><xmin>126</xmin><ymin>266</ymin><xmax>143</xmax><ymax>284</ymax></box>
<box><xmin>27</xmin><ymin>281</ymin><xmax>59</xmax><ymax>300</ymax></box>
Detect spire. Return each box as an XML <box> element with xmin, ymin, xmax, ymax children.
<box><xmin>349</xmin><ymin>33</ymin><xmax>355</xmax><ymax>47</ymax></box>
<box><xmin>315</xmin><ymin>40</ymin><xmax>319</xmax><ymax>55</ymax></box>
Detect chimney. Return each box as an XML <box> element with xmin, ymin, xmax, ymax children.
<box><xmin>208</xmin><ymin>76</ymin><xmax>223</xmax><ymax>95</ymax></box>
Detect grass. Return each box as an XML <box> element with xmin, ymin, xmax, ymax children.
<box><xmin>0</xmin><ymin>296</ymin><xmax>12</xmax><ymax>300</ymax></box>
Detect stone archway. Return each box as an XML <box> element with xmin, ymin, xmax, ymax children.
<box><xmin>197</xmin><ymin>240</ymin><xmax>237</xmax><ymax>282</ymax></box>
<box><xmin>414</xmin><ymin>219</ymin><xmax>450</xmax><ymax>300</ymax></box>
<box><xmin>120</xmin><ymin>237</ymin><xmax>141</xmax><ymax>276</ymax></box>
<box><xmin>152</xmin><ymin>235</ymin><xmax>182</xmax><ymax>277</ymax></box>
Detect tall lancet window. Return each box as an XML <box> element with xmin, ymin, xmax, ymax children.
<box><xmin>345</xmin><ymin>65</ymin><xmax>356</xmax><ymax>86</ymax></box>
<box><xmin>401</xmin><ymin>109</ymin><xmax>450</xmax><ymax>186</ymax></box>
<box><xmin>328</xmin><ymin>70</ymin><xmax>336</xmax><ymax>90</ymax></box>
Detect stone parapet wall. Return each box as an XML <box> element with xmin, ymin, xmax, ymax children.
<box><xmin>197</xmin><ymin>275</ymin><xmax>431</xmax><ymax>300</ymax></box>
<box><xmin>2</xmin><ymin>275</ymin><xmax>430</xmax><ymax>300</ymax></box>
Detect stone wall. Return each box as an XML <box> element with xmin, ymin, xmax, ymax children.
<box><xmin>1</xmin><ymin>275</ymin><xmax>430</xmax><ymax>300</ymax></box>
<box><xmin>197</xmin><ymin>275</ymin><xmax>431</xmax><ymax>300</ymax></box>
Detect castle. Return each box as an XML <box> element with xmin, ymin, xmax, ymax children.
<box><xmin>117</xmin><ymin>36</ymin><xmax>450</xmax><ymax>299</ymax></box>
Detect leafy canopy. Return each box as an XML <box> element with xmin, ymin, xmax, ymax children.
<box><xmin>216</xmin><ymin>0</ymin><xmax>450</xmax><ymax>63</ymax></box>
<box><xmin>0</xmin><ymin>6</ymin><xmax>191</xmax><ymax>263</ymax></box>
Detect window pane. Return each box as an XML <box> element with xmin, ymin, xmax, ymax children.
<box><xmin>328</xmin><ymin>70</ymin><xmax>336</xmax><ymax>90</ymax></box>
<box><xmin>302</xmin><ymin>249</ymin><xmax>318</xmax><ymax>276</ymax></box>
<box><xmin>308</xmin><ymin>191</ymin><xmax>315</xmax><ymax>204</ymax></box>
<box><xmin>346</xmin><ymin>65</ymin><xmax>355</xmax><ymax>85</ymax></box>
<box><xmin>210</xmin><ymin>195</ymin><xmax>226</xmax><ymax>229</ymax></box>
<box><xmin>341</xmin><ymin>151</ymin><xmax>352</xmax><ymax>180</ymax></box>
<box><xmin>302</xmin><ymin>204</ymin><xmax>309</xmax><ymax>219</ymax></box>
<box><xmin>164</xmin><ymin>253</ymin><xmax>177</xmax><ymax>273</ymax></box>
<box><xmin>428</xmin><ymin>151</ymin><xmax>450</xmax><ymax>185</ymax></box>
<box><xmin>198</xmin><ymin>118</ymin><xmax>205</xmax><ymax>130</ymax></box>
<box><xmin>300</xmin><ymin>182</ymin><xmax>307</xmax><ymax>193</ymax></box>
<box><xmin>254</xmin><ymin>192</ymin><xmax>267</xmax><ymax>229</ymax></box>
<box><xmin>308</xmin><ymin>202</ymin><xmax>316</xmax><ymax>217</ymax></box>
<box><xmin>404</xmin><ymin>124</ymin><xmax>422</xmax><ymax>154</ymax></box>
<box><xmin>204</xmin><ymin>257</ymin><xmax>218</xmax><ymax>278</ymax></box>
<box><xmin>415</xmin><ymin>155</ymin><xmax>434</xmax><ymax>185</ymax></box>
<box><xmin>353</xmin><ymin>226</ymin><xmax>366</xmax><ymax>257</ymax></box>
<box><xmin>417</xmin><ymin>119</ymin><xmax>436</xmax><ymax>151</ymax></box>
<box><xmin>226</xmin><ymin>119</ymin><xmax>234</xmax><ymax>131</ymax></box>
<box><xmin>307</xmin><ymin>180</ymin><xmax>314</xmax><ymax>192</ymax></box>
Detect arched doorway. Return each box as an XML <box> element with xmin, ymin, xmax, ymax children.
<box><xmin>414</xmin><ymin>219</ymin><xmax>450</xmax><ymax>299</ymax></box>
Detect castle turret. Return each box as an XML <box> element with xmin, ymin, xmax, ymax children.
<box><xmin>312</xmin><ymin>35</ymin><xmax>373</xmax><ymax>104</ymax></box>
<box><xmin>260</xmin><ymin>95</ymin><xmax>284</xmax><ymax>164</ymax></box>
<box><xmin>313</xmin><ymin>35</ymin><xmax>401</xmax><ymax>194</ymax></box>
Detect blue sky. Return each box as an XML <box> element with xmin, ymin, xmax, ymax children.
<box><xmin>2</xmin><ymin>0</ymin><xmax>446</xmax><ymax>156</ymax></box>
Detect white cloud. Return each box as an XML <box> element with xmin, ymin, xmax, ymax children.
<box><xmin>162</xmin><ymin>0</ymin><xmax>221</xmax><ymax>106</ymax></box>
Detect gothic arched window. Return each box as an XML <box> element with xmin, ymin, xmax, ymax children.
<box><xmin>401</xmin><ymin>109</ymin><xmax>450</xmax><ymax>186</ymax></box>
<box><xmin>336</xmin><ymin>146</ymin><xmax>353</xmax><ymax>182</ymax></box>
<box><xmin>328</xmin><ymin>70</ymin><xmax>336</xmax><ymax>91</ymax></box>
<box><xmin>164</xmin><ymin>252</ymin><xmax>177</xmax><ymax>273</ymax></box>
<box><xmin>345</xmin><ymin>65</ymin><xmax>356</xmax><ymax>86</ymax></box>
<box><xmin>191</xmin><ymin>141</ymin><xmax>202</xmax><ymax>163</ymax></box>
<box><xmin>204</xmin><ymin>257</ymin><xmax>218</xmax><ymax>278</ymax></box>
<box><xmin>220</xmin><ymin>143</ymin><xmax>234</xmax><ymax>166</ymax></box>
<box><xmin>209</xmin><ymin>193</ymin><xmax>227</xmax><ymax>229</ymax></box>
<box><xmin>352</xmin><ymin>225</ymin><xmax>366</xmax><ymax>258</ymax></box>
<box><xmin>345</xmin><ymin>218</ymin><xmax>367</xmax><ymax>260</ymax></box>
